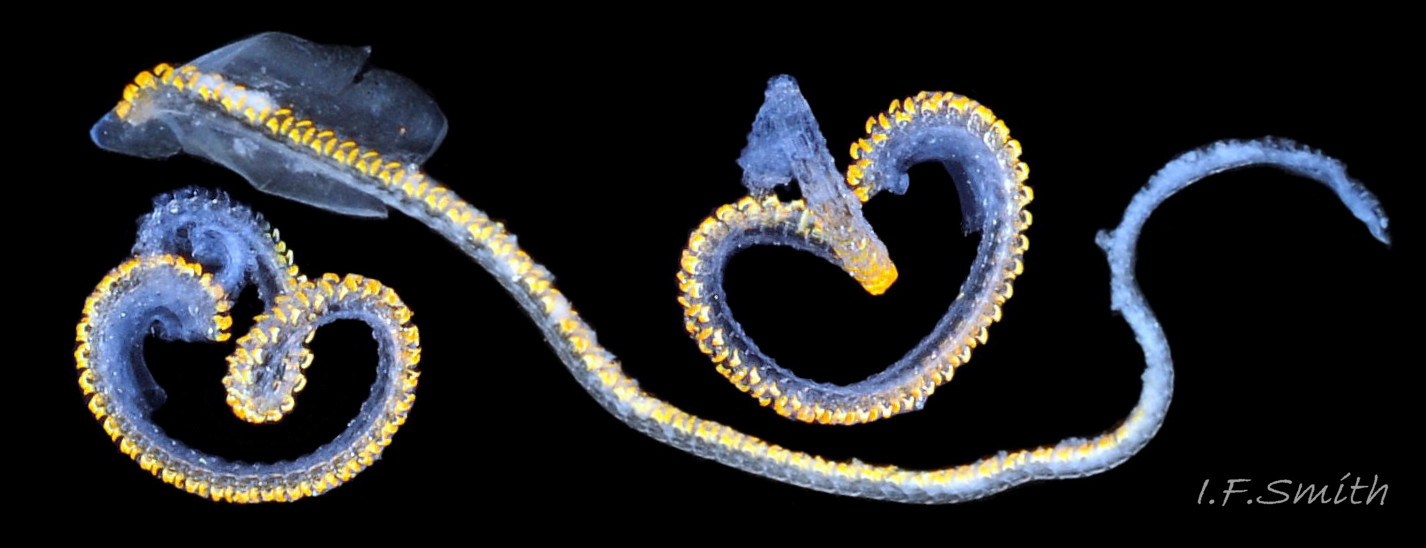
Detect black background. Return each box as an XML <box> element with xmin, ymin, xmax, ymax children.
<box><xmin>33</xmin><ymin>23</ymin><xmax>1411</xmax><ymax>528</ymax></box>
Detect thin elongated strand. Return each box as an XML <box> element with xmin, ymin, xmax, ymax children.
<box><xmin>1092</xmin><ymin>139</ymin><xmax>1393</xmax><ymax>474</ymax></box>
<box><xmin>76</xmin><ymin>187</ymin><xmax>420</xmax><ymax>503</ymax></box>
<box><xmin>89</xmin><ymin>33</ymin><xmax>1389</xmax><ymax>503</ymax></box>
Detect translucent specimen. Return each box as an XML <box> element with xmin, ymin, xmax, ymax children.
<box><xmin>1093</xmin><ymin>139</ymin><xmax>1392</xmax><ymax>483</ymax></box>
<box><xmin>90</xmin><ymin>32</ymin><xmax>447</xmax><ymax>218</ymax></box>
<box><xmin>75</xmin><ymin>187</ymin><xmax>420</xmax><ymax>502</ymax></box>
<box><xmin>682</xmin><ymin>79</ymin><xmax>1029</xmax><ymax>423</ymax></box>
<box><xmin>90</xmin><ymin>32</ymin><xmax>1391</xmax><ymax>503</ymax></box>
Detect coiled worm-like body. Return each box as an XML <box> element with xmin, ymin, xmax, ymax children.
<box><xmin>75</xmin><ymin>188</ymin><xmax>420</xmax><ymax>502</ymax></box>
<box><xmin>679</xmin><ymin>78</ymin><xmax>1029</xmax><ymax>424</ymax></box>
<box><xmin>86</xmin><ymin>32</ymin><xmax>1390</xmax><ymax>503</ymax></box>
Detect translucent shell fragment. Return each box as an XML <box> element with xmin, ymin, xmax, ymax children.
<box><xmin>92</xmin><ymin>32</ymin><xmax>447</xmax><ymax>218</ymax></box>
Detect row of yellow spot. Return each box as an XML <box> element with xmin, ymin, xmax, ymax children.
<box><xmin>80</xmin><ymin>263</ymin><xmax>419</xmax><ymax>501</ymax></box>
<box><xmin>629</xmin><ymin>387</ymin><xmax>1129</xmax><ymax>494</ymax></box>
<box><xmin>675</xmin><ymin>195</ymin><xmax>910</xmax><ymax>424</ymax></box>
<box><xmin>678</xmin><ymin>196</ymin><xmax>805</xmax><ymax>412</ymax></box>
<box><xmin>845</xmin><ymin>91</ymin><xmax>1031</xmax><ymax>203</ymax></box>
<box><xmin>673</xmin><ymin>187</ymin><xmax>1011</xmax><ymax>427</ymax></box>
<box><xmin>76</xmin><ymin>197</ymin><xmax>421</xmax><ymax>502</ymax></box>
<box><xmin>219</xmin><ymin>229</ymin><xmax>306</xmax><ymax>423</ymax></box>
<box><xmin>108</xmin><ymin>61</ymin><xmax>658</xmax><ymax>500</ymax></box>
<box><xmin>665</xmin><ymin>90</ymin><xmax>1039</xmax><ymax>430</ymax></box>
<box><xmin>117</xmin><ymin>63</ymin><xmax>433</xmax><ymax>201</ymax></box>
<box><xmin>76</xmin><ymin>256</ymin><xmax>230</xmax><ymax>398</ymax></box>
<box><xmin>311</xmin><ymin>70</ymin><xmax>1119</xmax><ymax>495</ymax></box>
<box><xmin>107</xmin><ymin>63</ymin><xmax>1128</xmax><ymax>497</ymax></box>
<box><xmin>801</xmin><ymin>199</ymin><xmax>900</xmax><ymax>297</ymax></box>
<box><xmin>369</xmin><ymin>152</ymin><xmax>651</xmax><ymax>405</ymax></box>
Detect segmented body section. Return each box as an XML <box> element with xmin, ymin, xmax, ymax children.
<box><xmin>678</xmin><ymin>89</ymin><xmax>1032</xmax><ymax>424</ymax></box>
<box><xmin>92</xmin><ymin>38</ymin><xmax>1390</xmax><ymax>504</ymax></box>
<box><xmin>114</xmin><ymin>63</ymin><xmax>416</xmax><ymax>185</ymax></box>
<box><xmin>75</xmin><ymin>188</ymin><xmax>419</xmax><ymax>503</ymax></box>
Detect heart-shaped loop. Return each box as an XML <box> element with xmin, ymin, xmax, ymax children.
<box><xmin>76</xmin><ymin>188</ymin><xmax>420</xmax><ymax>503</ymax></box>
<box><xmin>679</xmin><ymin>82</ymin><xmax>1032</xmax><ymax>425</ymax></box>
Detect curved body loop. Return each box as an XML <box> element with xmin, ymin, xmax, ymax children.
<box><xmin>85</xmin><ymin>33</ymin><xmax>1390</xmax><ymax>503</ymax></box>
